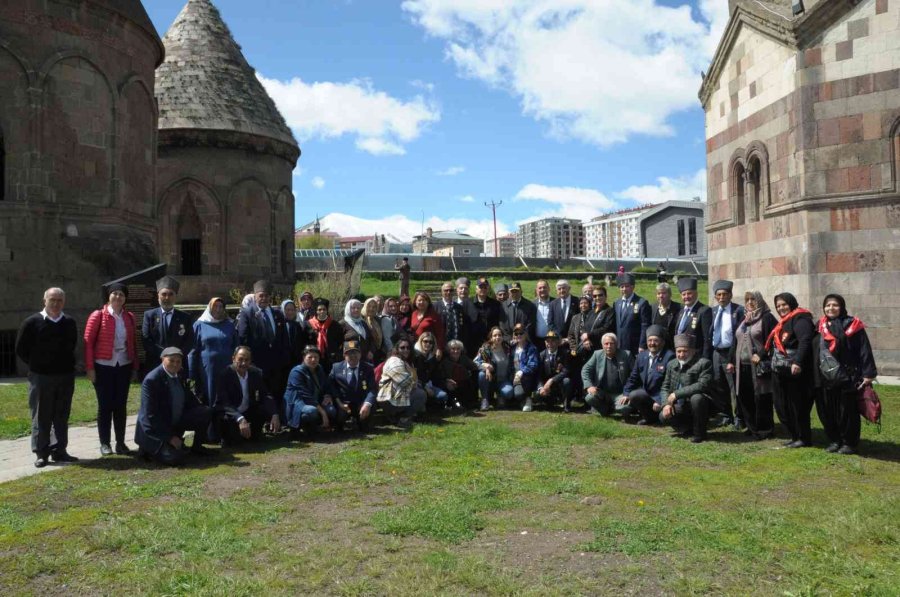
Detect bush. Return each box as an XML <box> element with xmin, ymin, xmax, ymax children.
<box><xmin>295</xmin><ymin>271</ymin><xmax>355</xmax><ymax>315</ymax></box>
<box><xmin>630</xmin><ymin>266</ymin><xmax>657</xmax><ymax>274</ymax></box>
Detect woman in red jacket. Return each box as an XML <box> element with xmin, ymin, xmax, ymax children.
<box><xmin>84</xmin><ymin>283</ymin><xmax>138</xmax><ymax>456</ymax></box>
<box><xmin>410</xmin><ymin>291</ymin><xmax>445</xmax><ymax>353</ymax></box>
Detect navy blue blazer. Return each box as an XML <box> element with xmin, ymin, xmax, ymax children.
<box><xmin>537</xmin><ymin>347</ymin><xmax>571</xmax><ymax>385</ymax></box>
<box><xmin>142</xmin><ymin>307</ymin><xmax>195</xmax><ymax>367</ymax></box>
<box><xmin>236</xmin><ymin>306</ymin><xmax>288</xmax><ymax>374</ymax></box>
<box><xmin>214</xmin><ymin>365</ymin><xmax>276</xmax><ymax>421</ymax></box>
<box><xmin>613</xmin><ymin>294</ymin><xmax>652</xmax><ymax>353</ymax></box>
<box><xmin>135</xmin><ymin>364</ymin><xmax>199</xmax><ymax>454</ymax></box>
<box><xmin>623</xmin><ymin>349</ymin><xmax>675</xmax><ymax>403</ymax></box>
<box><xmin>674</xmin><ymin>302</ymin><xmax>714</xmax><ymax>360</ymax></box>
<box><xmin>328</xmin><ymin>360</ymin><xmax>377</xmax><ymax>407</ymax></box>
<box><xmin>548</xmin><ymin>296</ymin><xmax>579</xmax><ymax>337</ymax></box>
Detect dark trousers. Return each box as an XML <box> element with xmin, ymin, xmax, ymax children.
<box><xmin>816</xmin><ymin>387</ymin><xmax>861</xmax><ymax>448</ymax></box>
<box><xmin>151</xmin><ymin>404</ymin><xmax>213</xmax><ymax>466</ymax></box>
<box><xmin>94</xmin><ymin>363</ymin><xmax>132</xmax><ymax>445</ymax></box>
<box><xmin>712</xmin><ymin>348</ymin><xmax>736</xmax><ymax>422</ymax></box>
<box><xmin>29</xmin><ymin>373</ymin><xmax>75</xmax><ymax>456</ymax></box>
<box><xmin>772</xmin><ymin>374</ymin><xmax>813</xmax><ymax>444</ymax></box>
<box><xmin>627</xmin><ymin>389</ymin><xmax>661</xmax><ymax>423</ymax></box>
<box><xmin>736</xmin><ymin>365</ymin><xmax>774</xmax><ymax>436</ymax></box>
<box><xmin>263</xmin><ymin>367</ymin><xmax>286</xmax><ymax>421</ymax></box>
<box><xmin>218</xmin><ymin>403</ymin><xmax>270</xmax><ymax>445</ymax></box>
<box><xmin>663</xmin><ymin>394</ymin><xmax>714</xmax><ymax>439</ymax></box>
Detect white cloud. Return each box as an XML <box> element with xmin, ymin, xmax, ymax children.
<box><xmin>514</xmin><ymin>183</ymin><xmax>617</xmax><ymax>221</ymax></box>
<box><xmin>320</xmin><ymin>213</ymin><xmax>510</xmax><ymax>242</ymax></box>
<box><xmin>437</xmin><ymin>166</ymin><xmax>466</xmax><ymax>176</ymax></box>
<box><xmin>459</xmin><ymin>195</ymin><xmax>475</xmax><ymax>203</ymax></box>
<box><xmin>616</xmin><ymin>169</ymin><xmax>706</xmax><ymax>204</ymax></box>
<box><xmin>259</xmin><ymin>74</ymin><xmax>440</xmax><ymax>156</ymax></box>
<box><xmin>311</xmin><ymin>176</ymin><xmax>326</xmax><ymax>189</ymax></box>
<box><xmin>402</xmin><ymin>0</ymin><xmax>727</xmax><ymax>147</ymax></box>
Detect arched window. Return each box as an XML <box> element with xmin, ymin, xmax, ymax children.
<box><xmin>178</xmin><ymin>194</ymin><xmax>202</xmax><ymax>275</ymax></box>
<box><xmin>733</xmin><ymin>162</ymin><xmax>746</xmax><ymax>225</ymax></box>
<box><xmin>746</xmin><ymin>157</ymin><xmax>761</xmax><ymax>222</ymax></box>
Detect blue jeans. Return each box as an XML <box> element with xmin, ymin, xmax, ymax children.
<box><xmin>478</xmin><ymin>371</ymin><xmax>514</xmax><ymax>404</ymax></box>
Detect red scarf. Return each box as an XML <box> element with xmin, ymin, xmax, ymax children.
<box><xmin>765</xmin><ymin>308</ymin><xmax>812</xmax><ymax>354</ymax></box>
<box><xmin>818</xmin><ymin>316</ymin><xmax>865</xmax><ymax>353</ymax></box>
<box><xmin>309</xmin><ymin>316</ymin><xmax>333</xmax><ymax>355</ymax></box>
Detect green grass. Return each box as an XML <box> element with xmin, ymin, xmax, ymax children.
<box><xmin>0</xmin><ymin>378</ymin><xmax>141</xmax><ymax>440</ymax></box>
<box><xmin>0</xmin><ymin>387</ymin><xmax>898</xmax><ymax>595</ymax></box>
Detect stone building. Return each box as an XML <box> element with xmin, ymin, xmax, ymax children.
<box><xmin>0</xmin><ymin>0</ymin><xmax>165</xmax><ymax>372</ymax></box>
<box><xmin>639</xmin><ymin>200</ymin><xmax>707</xmax><ymax>260</ymax></box>
<box><xmin>411</xmin><ymin>228</ymin><xmax>483</xmax><ymax>255</ymax></box>
<box><xmin>702</xmin><ymin>0</ymin><xmax>900</xmax><ymax>371</ymax></box>
<box><xmin>155</xmin><ymin>0</ymin><xmax>300</xmax><ymax>302</ymax></box>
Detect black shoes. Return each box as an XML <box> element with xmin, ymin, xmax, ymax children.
<box><xmin>825</xmin><ymin>443</ymin><xmax>841</xmax><ymax>453</ymax></box>
<box><xmin>34</xmin><ymin>456</ymin><xmax>49</xmax><ymax>468</ymax></box>
<box><xmin>51</xmin><ymin>451</ymin><xmax>79</xmax><ymax>463</ymax></box>
<box><xmin>690</xmin><ymin>436</ymin><xmax>705</xmax><ymax>444</ymax></box>
<box><xmin>115</xmin><ymin>443</ymin><xmax>133</xmax><ymax>455</ymax></box>
<box><xmin>786</xmin><ymin>440</ymin><xmax>809</xmax><ymax>448</ymax></box>
<box><xmin>99</xmin><ymin>443</ymin><xmax>113</xmax><ymax>456</ymax></box>
<box><xmin>837</xmin><ymin>445</ymin><xmax>856</xmax><ymax>455</ymax></box>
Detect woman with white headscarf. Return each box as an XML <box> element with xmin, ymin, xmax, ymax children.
<box><xmin>340</xmin><ymin>298</ymin><xmax>374</xmax><ymax>361</ymax></box>
<box><xmin>189</xmin><ymin>297</ymin><xmax>238</xmax><ymax>412</ymax></box>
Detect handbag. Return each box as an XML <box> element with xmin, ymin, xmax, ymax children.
<box><xmin>772</xmin><ymin>348</ymin><xmax>796</xmax><ymax>376</ymax></box>
<box><xmin>755</xmin><ymin>359</ymin><xmax>772</xmax><ymax>377</ymax></box>
<box><xmin>857</xmin><ymin>384</ymin><xmax>882</xmax><ymax>429</ymax></box>
<box><xmin>818</xmin><ymin>338</ymin><xmax>851</xmax><ymax>389</ymax></box>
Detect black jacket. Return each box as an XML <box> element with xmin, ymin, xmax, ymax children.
<box><xmin>142</xmin><ymin>307</ymin><xmax>195</xmax><ymax>367</ymax></box>
<box><xmin>214</xmin><ymin>365</ymin><xmax>276</xmax><ymax>421</ymax></box>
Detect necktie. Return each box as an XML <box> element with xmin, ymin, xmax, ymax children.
<box><xmin>678</xmin><ymin>307</ymin><xmax>691</xmax><ymax>334</ymax></box>
<box><xmin>621</xmin><ymin>300</ymin><xmax>628</xmax><ymax>320</ymax></box>
<box><xmin>713</xmin><ymin>307</ymin><xmax>724</xmax><ymax>348</ymax></box>
<box><xmin>349</xmin><ymin>367</ymin><xmax>357</xmax><ymax>389</ymax></box>
<box><xmin>263</xmin><ymin>309</ymin><xmax>275</xmax><ymax>342</ymax></box>
<box><xmin>162</xmin><ymin>310</ymin><xmax>171</xmax><ymax>344</ymax></box>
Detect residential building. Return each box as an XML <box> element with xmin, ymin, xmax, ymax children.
<box><xmin>484</xmin><ymin>234</ymin><xmax>516</xmax><ymax>257</ymax></box>
<box><xmin>516</xmin><ymin>218</ymin><xmax>584</xmax><ymax>259</ymax></box>
<box><xmin>584</xmin><ymin>206</ymin><xmax>650</xmax><ymax>259</ymax></box>
<box><xmin>638</xmin><ymin>201</ymin><xmax>707</xmax><ymax>259</ymax></box>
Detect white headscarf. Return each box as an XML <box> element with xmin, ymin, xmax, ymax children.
<box><xmin>198</xmin><ymin>297</ymin><xmax>230</xmax><ymax>323</ymax></box>
<box><xmin>343</xmin><ymin>299</ymin><xmax>367</xmax><ymax>338</ymax></box>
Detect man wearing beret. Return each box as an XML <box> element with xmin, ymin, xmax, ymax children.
<box><xmin>136</xmin><ymin>347</ymin><xmax>214</xmax><ymax>465</ymax></box>
<box><xmin>613</xmin><ymin>273</ymin><xmax>652</xmax><ymax>355</ymax></box>
<box><xmin>710</xmin><ymin>279</ymin><xmax>745</xmax><ymax>428</ymax></box>
<box><xmin>673</xmin><ymin>277</ymin><xmax>713</xmax><ymax>361</ymax></box>
<box><xmin>659</xmin><ymin>334</ymin><xmax>715</xmax><ymax>443</ymax></box>
<box><xmin>328</xmin><ymin>340</ymin><xmax>377</xmax><ymax>431</ymax></box>
<box><xmin>142</xmin><ymin>275</ymin><xmax>194</xmax><ymax>373</ymax></box>
<box><xmin>237</xmin><ymin>280</ymin><xmax>289</xmax><ymax>413</ymax></box>
<box><xmin>621</xmin><ymin>325</ymin><xmax>675</xmax><ymax>424</ymax></box>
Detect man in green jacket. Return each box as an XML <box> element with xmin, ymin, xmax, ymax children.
<box><xmin>581</xmin><ymin>333</ymin><xmax>633</xmax><ymax>416</ymax></box>
<box><xmin>660</xmin><ymin>333</ymin><xmax>714</xmax><ymax>443</ymax></box>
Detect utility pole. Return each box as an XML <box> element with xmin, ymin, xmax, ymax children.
<box><xmin>484</xmin><ymin>200</ymin><xmax>502</xmax><ymax>257</ymax></box>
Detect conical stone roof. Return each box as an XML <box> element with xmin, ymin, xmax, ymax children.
<box><xmin>155</xmin><ymin>0</ymin><xmax>298</xmax><ymax>152</ymax></box>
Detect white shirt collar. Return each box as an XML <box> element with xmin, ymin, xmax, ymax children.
<box><xmin>40</xmin><ymin>309</ymin><xmax>65</xmax><ymax>323</ymax></box>
<box><xmin>107</xmin><ymin>305</ymin><xmax>123</xmax><ymax>318</ymax></box>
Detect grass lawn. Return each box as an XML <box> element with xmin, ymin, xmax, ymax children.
<box><xmin>0</xmin><ymin>386</ymin><xmax>897</xmax><ymax>595</ymax></box>
<box><xmin>0</xmin><ymin>379</ymin><xmax>141</xmax><ymax>440</ymax></box>
<box><xmin>360</xmin><ymin>274</ymin><xmax>709</xmax><ymax>302</ymax></box>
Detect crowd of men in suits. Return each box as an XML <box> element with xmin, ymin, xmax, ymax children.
<box><xmin>15</xmin><ymin>271</ymin><xmax>754</xmax><ymax>468</ymax></box>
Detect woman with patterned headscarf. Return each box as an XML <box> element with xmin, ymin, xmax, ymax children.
<box><xmin>733</xmin><ymin>290</ymin><xmax>778</xmax><ymax>440</ymax></box>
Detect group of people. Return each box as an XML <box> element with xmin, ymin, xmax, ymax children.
<box><xmin>14</xmin><ymin>271</ymin><xmax>878</xmax><ymax>468</ymax></box>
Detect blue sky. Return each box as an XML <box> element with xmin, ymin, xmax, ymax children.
<box><xmin>146</xmin><ymin>0</ymin><xmax>728</xmax><ymax>241</ymax></box>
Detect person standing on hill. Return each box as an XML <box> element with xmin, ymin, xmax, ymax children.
<box><xmin>396</xmin><ymin>257</ymin><xmax>411</xmax><ymax>297</ymax></box>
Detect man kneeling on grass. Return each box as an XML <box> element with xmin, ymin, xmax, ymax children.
<box><xmin>620</xmin><ymin>325</ymin><xmax>675</xmax><ymax>425</ymax></box>
<box><xmin>214</xmin><ymin>346</ymin><xmax>281</xmax><ymax>446</ymax></box>
<box><xmin>582</xmin><ymin>333</ymin><xmax>633</xmax><ymax>416</ymax></box>
<box><xmin>136</xmin><ymin>347</ymin><xmax>214</xmax><ymax>465</ymax></box>
<box><xmin>284</xmin><ymin>346</ymin><xmax>345</xmax><ymax>436</ymax></box>
<box><xmin>659</xmin><ymin>334</ymin><xmax>715</xmax><ymax>443</ymax></box>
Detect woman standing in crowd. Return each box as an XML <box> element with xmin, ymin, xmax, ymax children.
<box><xmin>567</xmin><ymin>295</ymin><xmax>594</xmax><ymax>395</ymax></box>
<box><xmin>189</xmin><ymin>297</ymin><xmax>237</xmax><ymax>413</ymax></box>
<box><xmin>309</xmin><ymin>298</ymin><xmax>345</xmax><ymax>369</ymax></box>
<box><xmin>413</xmin><ymin>331</ymin><xmax>446</xmax><ymax>408</ymax></box>
<box><xmin>396</xmin><ymin>295</ymin><xmax>413</xmax><ymax>332</ymax></box>
<box><xmin>380</xmin><ymin>297</ymin><xmax>400</xmax><ymax>354</ymax></box>
<box><xmin>733</xmin><ymin>291</ymin><xmax>777</xmax><ymax>440</ymax></box>
<box><xmin>766</xmin><ymin>292</ymin><xmax>816</xmax><ymax>448</ymax></box>
<box><xmin>362</xmin><ymin>298</ymin><xmax>385</xmax><ymax>363</ymax></box>
<box><xmin>584</xmin><ymin>286</ymin><xmax>616</xmax><ymax>353</ymax></box>
<box><xmin>410</xmin><ymin>291</ymin><xmax>445</xmax><ymax>351</ymax></box>
<box><xmin>377</xmin><ymin>337</ymin><xmax>427</xmax><ymax>428</ymax></box>
<box><xmin>341</xmin><ymin>299</ymin><xmax>374</xmax><ymax>361</ymax></box>
<box><xmin>511</xmin><ymin>323</ymin><xmax>539</xmax><ymax>412</ymax></box>
<box><xmin>84</xmin><ymin>283</ymin><xmax>138</xmax><ymax>456</ymax></box>
<box><xmin>816</xmin><ymin>294</ymin><xmax>878</xmax><ymax>455</ymax></box>
<box><xmin>476</xmin><ymin>326</ymin><xmax>514</xmax><ymax>411</ymax></box>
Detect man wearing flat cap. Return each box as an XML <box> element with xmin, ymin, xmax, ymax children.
<box><xmin>673</xmin><ymin>277</ymin><xmax>713</xmax><ymax>361</ymax></box>
<box><xmin>135</xmin><ymin>347</ymin><xmax>214</xmax><ymax>465</ymax></box>
<box><xmin>621</xmin><ymin>325</ymin><xmax>675</xmax><ymax>424</ymax></box>
<box><xmin>461</xmin><ymin>276</ymin><xmax>503</xmax><ymax>357</ymax></box>
<box><xmin>659</xmin><ymin>333</ymin><xmax>715</xmax><ymax>443</ymax></box>
<box><xmin>142</xmin><ymin>275</ymin><xmax>194</xmax><ymax>373</ymax></box>
<box><xmin>328</xmin><ymin>340</ymin><xmax>377</xmax><ymax>431</ymax></box>
<box><xmin>237</xmin><ymin>280</ymin><xmax>289</xmax><ymax>413</ymax></box>
<box><xmin>710</xmin><ymin>279</ymin><xmax>745</xmax><ymax>428</ymax></box>
<box><xmin>613</xmin><ymin>273</ymin><xmax>652</xmax><ymax>355</ymax></box>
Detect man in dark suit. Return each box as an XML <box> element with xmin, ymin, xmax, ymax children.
<box><xmin>236</xmin><ymin>280</ymin><xmax>289</xmax><ymax>412</ymax></box>
<box><xmin>435</xmin><ymin>281</ymin><xmax>465</xmax><ymax>342</ymax></box>
<box><xmin>535</xmin><ymin>330</ymin><xmax>573</xmax><ymax>412</ymax></box>
<box><xmin>582</xmin><ymin>333</ymin><xmax>634</xmax><ymax>416</ymax></box>
<box><xmin>651</xmin><ymin>282</ymin><xmax>682</xmax><ymax>348</ymax></box>
<box><xmin>621</xmin><ymin>325</ymin><xmax>675</xmax><ymax>424</ymax></box>
<box><xmin>461</xmin><ymin>277</ymin><xmax>504</xmax><ymax>356</ymax></box>
<box><xmin>328</xmin><ymin>340</ymin><xmax>377</xmax><ymax>431</ymax></box>
<box><xmin>673</xmin><ymin>277</ymin><xmax>713</xmax><ymax>361</ymax></box>
<box><xmin>135</xmin><ymin>347</ymin><xmax>213</xmax><ymax>466</ymax></box>
<box><xmin>502</xmin><ymin>282</ymin><xmax>536</xmax><ymax>341</ymax></box>
<box><xmin>214</xmin><ymin>346</ymin><xmax>281</xmax><ymax>446</ymax></box>
<box><xmin>549</xmin><ymin>279</ymin><xmax>579</xmax><ymax>342</ymax></box>
<box><xmin>142</xmin><ymin>276</ymin><xmax>194</xmax><ymax>373</ymax></box>
<box><xmin>710</xmin><ymin>279</ymin><xmax>746</xmax><ymax>427</ymax></box>
<box><xmin>613</xmin><ymin>273</ymin><xmax>652</xmax><ymax>354</ymax></box>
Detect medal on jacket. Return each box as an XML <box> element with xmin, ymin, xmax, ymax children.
<box><xmin>570</xmin><ymin>349</ymin><xmax>576</xmax><ymax>357</ymax></box>
<box><xmin>691</xmin><ymin>316</ymin><xmax>697</xmax><ymax>330</ymax></box>
<box><xmin>178</xmin><ymin>324</ymin><xmax>185</xmax><ymax>337</ymax></box>
<box><xmin>362</xmin><ymin>381</ymin><xmax>368</xmax><ymax>391</ymax></box>
<box><xmin>633</xmin><ymin>303</ymin><xmax>639</xmax><ymax>314</ymax></box>
<box><xmin>782</xmin><ymin>332</ymin><xmax>789</xmax><ymax>342</ymax></box>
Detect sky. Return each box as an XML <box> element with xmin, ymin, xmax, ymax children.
<box><xmin>146</xmin><ymin>0</ymin><xmax>729</xmax><ymax>242</ymax></box>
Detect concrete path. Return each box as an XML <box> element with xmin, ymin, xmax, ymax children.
<box><xmin>0</xmin><ymin>415</ymin><xmax>139</xmax><ymax>484</ymax></box>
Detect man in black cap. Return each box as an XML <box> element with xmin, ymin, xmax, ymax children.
<box><xmin>613</xmin><ymin>273</ymin><xmax>652</xmax><ymax>355</ymax></box>
<box><xmin>659</xmin><ymin>333</ymin><xmax>715</xmax><ymax>443</ymax></box>
<box><xmin>494</xmin><ymin>282</ymin><xmax>509</xmax><ymax>304</ymax></box>
<box><xmin>142</xmin><ymin>275</ymin><xmax>194</xmax><ymax>373</ymax></box>
<box><xmin>461</xmin><ymin>276</ymin><xmax>503</xmax><ymax>356</ymax></box>
<box><xmin>328</xmin><ymin>340</ymin><xmax>377</xmax><ymax>431</ymax></box>
<box><xmin>136</xmin><ymin>347</ymin><xmax>213</xmax><ymax>465</ymax></box>
<box><xmin>236</xmin><ymin>280</ymin><xmax>288</xmax><ymax>411</ymax></box>
<box><xmin>674</xmin><ymin>277</ymin><xmax>713</xmax><ymax>360</ymax></box>
<box><xmin>621</xmin><ymin>325</ymin><xmax>675</xmax><ymax>424</ymax></box>
<box><xmin>214</xmin><ymin>346</ymin><xmax>281</xmax><ymax>446</ymax></box>
<box><xmin>536</xmin><ymin>330</ymin><xmax>573</xmax><ymax>411</ymax></box>
<box><xmin>502</xmin><ymin>281</ymin><xmax>536</xmax><ymax>341</ymax></box>
<box><xmin>710</xmin><ymin>279</ymin><xmax>745</xmax><ymax>428</ymax></box>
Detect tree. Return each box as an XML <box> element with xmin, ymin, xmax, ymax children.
<box><xmin>295</xmin><ymin>235</ymin><xmax>334</xmax><ymax>250</ymax></box>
